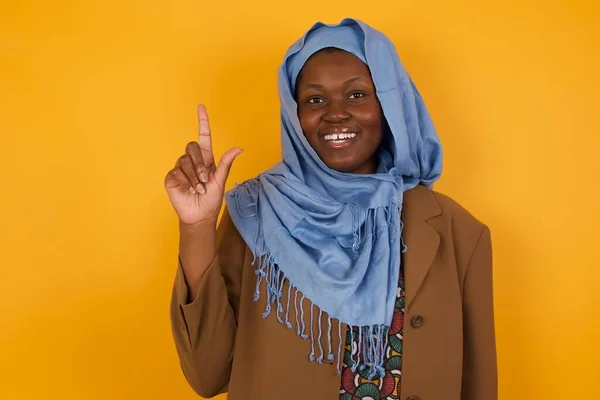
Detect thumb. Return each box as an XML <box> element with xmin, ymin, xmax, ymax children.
<box><xmin>214</xmin><ymin>147</ymin><xmax>243</xmax><ymax>187</ymax></box>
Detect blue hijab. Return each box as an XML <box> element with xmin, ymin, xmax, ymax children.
<box><xmin>226</xmin><ymin>18</ymin><xmax>442</xmax><ymax>377</ymax></box>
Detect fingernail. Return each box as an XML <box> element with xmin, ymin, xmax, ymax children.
<box><xmin>200</xmin><ymin>171</ymin><xmax>208</xmax><ymax>183</ymax></box>
<box><xmin>189</xmin><ymin>186</ymin><xmax>196</xmax><ymax>194</ymax></box>
<box><xmin>197</xmin><ymin>184</ymin><xmax>206</xmax><ymax>194</ymax></box>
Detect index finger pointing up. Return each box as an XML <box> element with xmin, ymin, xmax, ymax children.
<box><xmin>197</xmin><ymin>104</ymin><xmax>215</xmax><ymax>167</ymax></box>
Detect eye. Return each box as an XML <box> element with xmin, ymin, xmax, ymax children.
<box><xmin>307</xmin><ymin>96</ymin><xmax>324</xmax><ymax>104</ymax></box>
<box><xmin>348</xmin><ymin>92</ymin><xmax>365</xmax><ymax>99</ymax></box>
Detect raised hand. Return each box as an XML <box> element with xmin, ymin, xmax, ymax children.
<box><xmin>164</xmin><ymin>104</ymin><xmax>242</xmax><ymax>227</ymax></box>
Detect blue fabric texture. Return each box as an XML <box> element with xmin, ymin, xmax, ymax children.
<box><xmin>225</xmin><ymin>18</ymin><xmax>442</xmax><ymax>376</ymax></box>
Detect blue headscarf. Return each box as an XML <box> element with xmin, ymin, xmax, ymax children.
<box><xmin>226</xmin><ymin>18</ymin><xmax>442</xmax><ymax>376</ymax></box>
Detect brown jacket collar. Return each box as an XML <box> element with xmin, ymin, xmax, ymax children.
<box><xmin>402</xmin><ymin>185</ymin><xmax>442</xmax><ymax>308</ymax></box>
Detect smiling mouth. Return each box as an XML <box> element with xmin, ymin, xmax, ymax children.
<box><xmin>322</xmin><ymin>133</ymin><xmax>358</xmax><ymax>149</ymax></box>
<box><xmin>319</xmin><ymin>125</ymin><xmax>360</xmax><ymax>150</ymax></box>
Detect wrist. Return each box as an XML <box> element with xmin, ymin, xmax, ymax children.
<box><xmin>179</xmin><ymin>218</ymin><xmax>217</xmax><ymax>234</ymax></box>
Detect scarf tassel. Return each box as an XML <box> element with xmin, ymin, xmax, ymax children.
<box><xmin>252</xmin><ymin>256</ymin><xmax>390</xmax><ymax>379</ymax></box>
<box><xmin>347</xmin><ymin>325</ymin><xmax>388</xmax><ymax>379</ymax></box>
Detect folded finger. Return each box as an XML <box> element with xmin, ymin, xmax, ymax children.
<box><xmin>185</xmin><ymin>141</ymin><xmax>209</xmax><ymax>183</ymax></box>
<box><xmin>166</xmin><ymin>167</ymin><xmax>194</xmax><ymax>193</ymax></box>
<box><xmin>179</xmin><ymin>154</ymin><xmax>205</xmax><ymax>194</ymax></box>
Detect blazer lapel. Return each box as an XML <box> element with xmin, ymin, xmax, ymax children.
<box><xmin>402</xmin><ymin>185</ymin><xmax>442</xmax><ymax>309</ymax></box>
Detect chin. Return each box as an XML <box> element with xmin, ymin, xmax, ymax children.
<box><xmin>324</xmin><ymin>159</ymin><xmax>359</xmax><ymax>173</ymax></box>
<box><xmin>319</xmin><ymin>150</ymin><xmax>376</xmax><ymax>174</ymax></box>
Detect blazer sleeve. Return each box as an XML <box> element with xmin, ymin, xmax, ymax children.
<box><xmin>169</xmin><ymin>208</ymin><xmax>247</xmax><ymax>398</ymax></box>
<box><xmin>461</xmin><ymin>225</ymin><xmax>498</xmax><ymax>400</ymax></box>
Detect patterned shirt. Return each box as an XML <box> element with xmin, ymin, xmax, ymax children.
<box><xmin>339</xmin><ymin>267</ymin><xmax>405</xmax><ymax>399</ymax></box>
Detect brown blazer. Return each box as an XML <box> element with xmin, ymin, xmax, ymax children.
<box><xmin>170</xmin><ymin>185</ymin><xmax>497</xmax><ymax>400</ymax></box>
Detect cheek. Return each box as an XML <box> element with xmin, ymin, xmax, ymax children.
<box><xmin>358</xmin><ymin>109</ymin><xmax>383</xmax><ymax>140</ymax></box>
<box><xmin>298</xmin><ymin>112</ymin><xmax>320</xmax><ymax>139</ymax></box>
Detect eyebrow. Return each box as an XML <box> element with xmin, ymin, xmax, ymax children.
<box><xmin>302</xmin><ymin>76</ymin><xmax>364</xmax><ymax>89</ymax></box>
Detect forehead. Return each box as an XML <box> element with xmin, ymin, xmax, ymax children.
<box><xmin>298</xmin><ymin>48</ymin><xmax>372</xmax><ymax>82</ymax></box>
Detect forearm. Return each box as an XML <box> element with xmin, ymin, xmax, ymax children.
<box><xmin>170</xmin><ymin>256</ymin><xmax>235</xmax><ymax>397</ymax></box>
<box><xmin>178</xmin><ymin>220</ymin><xmax>217</xmax><ymax>303</ymax></box>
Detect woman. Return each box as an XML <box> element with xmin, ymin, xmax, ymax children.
<box><xmin>165</xmin><ymin>18</ymin><xmax>497</xmax><ymax>400</ymax></box>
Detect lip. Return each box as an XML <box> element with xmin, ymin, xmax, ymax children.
<box><xmin>319</xmin><ymin>126</ymin><xmax>359</xmax><ymax>150</ymax></box>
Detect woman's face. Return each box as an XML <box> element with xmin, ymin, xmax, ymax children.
<box><xmin>295</xmin><ymin>48</ymin><xmax>384</xmax><ymax>175</ymax></box>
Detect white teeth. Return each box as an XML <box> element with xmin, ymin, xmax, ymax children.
<box><xmin>324</xmin><ymin>133</ymin><xmax>357</xmax><ymax>141</ymax></box>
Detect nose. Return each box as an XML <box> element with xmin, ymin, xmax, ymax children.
<box><xmin>322</xmin><ymin>99</ymin><xmax>350</xmax><ymax>123</ymax></box>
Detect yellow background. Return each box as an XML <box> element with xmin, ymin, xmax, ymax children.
<box><xmin>1</xmin><ymin>0</ymin><xmax>599</xmax><ymax>399</ymax></box>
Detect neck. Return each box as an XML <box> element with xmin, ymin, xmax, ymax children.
<box><xmin>352</xmin><ymin>157</ymin><xmax>378</xmax><ymax>175</ymax></box>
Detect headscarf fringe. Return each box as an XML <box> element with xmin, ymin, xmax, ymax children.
<box><xmin>252</xmin><ymin>251</ymin><xmax>394</xmax><ymax>378</ymax></box>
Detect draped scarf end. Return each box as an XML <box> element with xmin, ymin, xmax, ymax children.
<box><xmin>252</xmin><ymin>252</ymin><xmax>392</xmax><ymax>378</ymax></box>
